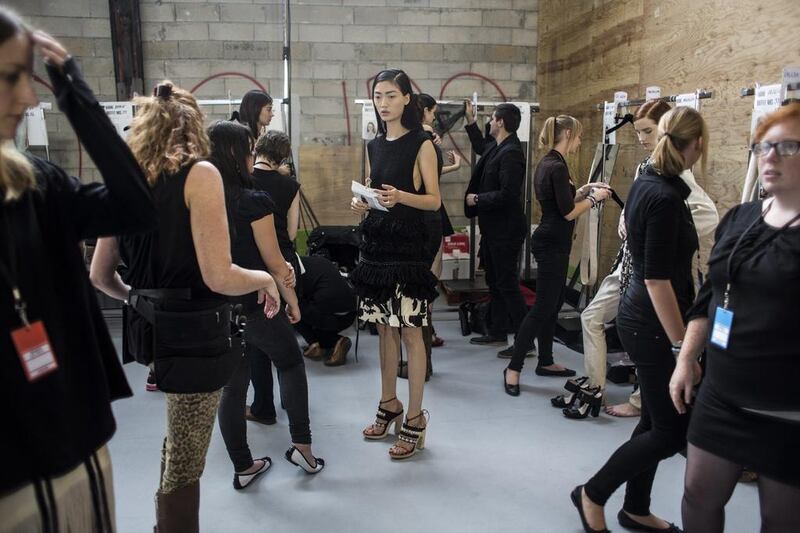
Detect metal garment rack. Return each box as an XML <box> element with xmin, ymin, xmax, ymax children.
<box><xmin>353</xmin><ymin>99</ymin><xmax>540</xmax><ymax>286</ymax></box>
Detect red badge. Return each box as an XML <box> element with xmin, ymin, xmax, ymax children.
<box><xmin>11</xmin><ymin>320</ymin><xmax>58</xmax><ymax>382</ymax></box>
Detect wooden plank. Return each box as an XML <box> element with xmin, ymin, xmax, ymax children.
<box><xmin>108</xmin><ymin>0</ymin><xmax>144</xmax><ymax>100</ymax></box>
<box><xmin>297</xmin><ymin>144</ymin><xmax>363</xmax><ymax>228</ymax></box>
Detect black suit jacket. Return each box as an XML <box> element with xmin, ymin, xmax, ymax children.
<box><xmin>463</xmin><ymin>121</ymin><xmax>527</xmax><ymax>241</ymax></box>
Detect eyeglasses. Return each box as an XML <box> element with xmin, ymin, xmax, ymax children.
<box><xmin>751</xmin><ymin>140</ymin><xmax>800</xmax><ymax>157</ymax></box>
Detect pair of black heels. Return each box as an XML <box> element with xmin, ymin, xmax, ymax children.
<box><xmin>551</xmin><ymin>377</ymin><xmax>603</xmax><ymax>419</ymax></box>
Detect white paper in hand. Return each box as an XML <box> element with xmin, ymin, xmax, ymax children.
<box><xmin>351</xmin><ymin>181</ymin><xmax>388</xmax><ymax>212</ymax></box>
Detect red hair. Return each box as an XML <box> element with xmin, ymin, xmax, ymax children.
<box><xmin>753</xmin><ymin>102</ymin><xmax>800</xmax><ymax>142</ymax></box>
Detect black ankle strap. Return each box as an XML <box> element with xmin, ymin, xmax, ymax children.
<box><xmin>380</xmin><ymin>397</ymin><xmax>397</xmax><ymax>404</ymax></box>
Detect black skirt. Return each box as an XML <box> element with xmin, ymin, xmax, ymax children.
<box><xmin>688</xmin><ymin>383</ymin><xmax>800</xmax><ymax>488</ymax></box>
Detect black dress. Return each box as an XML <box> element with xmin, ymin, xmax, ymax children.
<box><xmin>350</xmin><ymin>130</ymin><xmax>438</xmax><ymax>327</ymax></box>
<box><xmin>0</xmin><ymin>59</ymin><xmax>154</xmax><ymax>494</ymax></box>
<box><xmin>686</xmin><ymin>200</ymin><xmax>800</xmax><ymax>487</ymax></box>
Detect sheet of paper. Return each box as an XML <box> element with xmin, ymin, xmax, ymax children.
<box><xmin>100</xmin><ymin>102</ymin><xmax>134</xmax><ymax>140</ymax></box>
<box><xmin>25</xmin><ymin>106</ymin><xmax>48</xmax><ymax>147</ymax></box>
<box><xmin>508</xmin><ymin>102</ymin><xmax>531</xmax><ymax>143</ymax></box>
<box><xmin>675</xmin><ymin>92</ymin><xmax>700</xmax><ymax>111</ymax></box>
<box><xmin>603</xmin><ymin>101</ymin><xmax>617</xmax><ymax>144</ymax></box>
<box><xmin>351</xmin><ymin>180</ymin><xmax>388</xmax><ymax>212</ymax></box>
<box><xmin>750</xmin><ymin>84</ymin><xmax>781</xmax><ymax>134</ymax></box>
<box><xmin>646</xmin><ymin>86</ymin><xmax>661</xmax><ymax>101</ymax></box>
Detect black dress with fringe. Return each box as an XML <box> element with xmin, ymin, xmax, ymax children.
<box><xmin>350</xmin><ymin>129</ymin><xmax>438</xmax><ymax>327</ymax></box>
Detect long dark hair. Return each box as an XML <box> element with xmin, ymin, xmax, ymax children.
<box><xmin>208</xmin><ymin>121</ymin><xmax>254</xmax><ymax>196</ymax></box>
<box><xmin>230</xmin><ymin>90</ymin><xmax>272</xmax><ymax>140</ymax></box>
<box><xmin>372</xmin><ymin>69</ymin><xmax>420</xmax><ymax>135</ymax></box>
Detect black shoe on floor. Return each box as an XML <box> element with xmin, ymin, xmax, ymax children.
<box><xmin>570</xmin><ymin>486</ymin><xmax>610</xmax><ymax>533</ymax></box>
<box><xmin>536</xmin><ymin>365</ymin><xmax>576</xmax><ymax>377</ymax></box>
<box><xmin>497</xmin><ymin>345</ymin><xmax>537</xmax><ymax>359</ymax></box>
<box><xmin>503</xmin><ymin>368</ymin><xmax>520</xmax><ymax>397</ymax></box>
<box><xmin>617</xmin><ymin>509</ymin><xmax>683</xmax><ymax>532</ymax></box>
<box><xmin>470</xmin><ymin>335</ymin><xmax>507</xmax><ymax>346</ymax></box>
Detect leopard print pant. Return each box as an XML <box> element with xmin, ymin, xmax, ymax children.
<box><xmin>160</xmin><ymin>390</ymin><xmax>222</xmax><ymax>494</ymax></box>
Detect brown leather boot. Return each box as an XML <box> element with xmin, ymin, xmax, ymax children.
<box><xmin>303</xmin><ymin>342</ymin><xmax>327</xmax><ymax>361</ymax></box>
<box><xmin>155</xmin><ymin>481</ymin><xmax>200</xmax><ymax>533</ymax></box>
<box><xmin>324</xmin><ymin>336</ymin><xmax>352</xmax><ymax>367</ymax></box>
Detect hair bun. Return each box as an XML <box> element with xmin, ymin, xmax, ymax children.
<box><xmin>153</xmin><ymin>84</ymin><xmax>173</xmax><ymax>99</ymax></box>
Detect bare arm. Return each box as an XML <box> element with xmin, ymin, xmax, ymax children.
<box><xmin>564</xmin><ymin>186</ymin><xmax>612</xmax><ymax>221</ymax></box>
<box><xmin>287</xmin><ymin>192</ymin><xmax>300</xmax><ymax>241</ymax></box>
<box><xmin>89</xmin><ymin>237</ymin><xmax>130</xmax><ymax>301</ymax></box>
<box><xmin>645</xmin><ymin>279</ymin><xmax>686</xmax><ymax>343</ymax></box>
<box><xmin>185</xmin><ymin>161</ymin><xmax>278</xmax><ymax>298</ymax></box>
<box><xmin>251</xmin><ymin>215</ymin><xmax>299</xmax><ymax>308</ymax></box>
<box><xmin>441</xmin><ymin>150</ymin><xmax>462</xmax><ymax>175</ymax></box>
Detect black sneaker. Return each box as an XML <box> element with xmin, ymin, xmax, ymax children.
<box><xmin>497</xmin><ymin>346</ymin><xmax>537</xmax><ymax>359</ymax></box>
<box><xmin>469</xmin><ymin>335</ymin><xmax>507</xmax><ymax>346</ymax></box>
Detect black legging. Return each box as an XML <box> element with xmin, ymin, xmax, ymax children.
<box><xmin>507</xmin><ymin>246</ymin><xmax>569</xmax><ymax>371</ymax></box>
<box><xmin>584</xmin><ymin>326</ymin><xmax>689</xmax><ymax>516</ymax></box>
<box><xmin>218</xmin><ymin>354</ymin><xmax>254</xmax><ymax>471</ymax></box>
<box><xmin>682</xmin><ymin>443</ymin><xmax>800</xmax><ymax>533</ymax></box>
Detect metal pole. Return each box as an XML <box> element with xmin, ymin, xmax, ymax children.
<box><xmin>594</xmin><ymin>90</ymin><xmax>714</xmax><ymax>110</ymax></box>
<box><xmin>283</xmin><ymin>0</ymin><xmax>292</xmax><ymax>144</ymax></box>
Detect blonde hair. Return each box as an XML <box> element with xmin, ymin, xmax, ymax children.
<box><xmin>539</xmin><ymin>115</ymin><xmax>582</xmax><ymax>151</ymax></box>
<box><xmin>0</xmin><ymin>141</ymin><xmax>35</xmax><ymax>202</ymax></box>
<box><xmin>127</xmin><ymin>81</ymin><xmax>210</xmax><ymax>185</ymax></box>
<box><xmin>651</xmin><ymin>107</ymin><xmax>709</xmax><ymax>178</ymax></box>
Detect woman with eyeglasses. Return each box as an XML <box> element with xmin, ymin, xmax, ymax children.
<box><xmin>670</xmin><ymin>103</ymin><xmax>800</xmax><ymax>532</ymax></box>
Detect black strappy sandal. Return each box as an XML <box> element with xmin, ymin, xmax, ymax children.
<box><xmin>551</xmin><ymin>376</ymin><xmax>590</xmax><ymax>408</ymax></box>
<box><xmin>389</xmin><ymin>411</ymin><xmax>428</xmax><ymax>461</ymax></box>
<box><xmin>363</xmin><ymin>397</ymin><xmax>404</xmax><ymax>440</ymax></box>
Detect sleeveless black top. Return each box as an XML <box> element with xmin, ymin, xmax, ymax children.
<box><xmin>252</xmin><ymin>167</ymin><xmax>300</xmax><ymax>261</ymax></box>
<box><xmin>350</xmin><ymin>130</ymin><xmax>438</xmax><ymax>302</ymax></box>
<box><xmin>120</xmin><ymin>162</ymin><xmax>219</xmax><ymax>300</ymax></box>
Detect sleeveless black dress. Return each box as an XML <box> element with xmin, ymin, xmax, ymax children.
<box><xmin>350</xmin><ymin>129</ymin><xmax>438</xmax><ymax>327</ymax></box>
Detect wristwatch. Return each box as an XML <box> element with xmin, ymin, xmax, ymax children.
<box><xmin>671</xmin><ymin>340</ymin><xmax>683</xmax><ymax>356</ymax></box>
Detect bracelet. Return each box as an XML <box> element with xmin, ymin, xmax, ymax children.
<box><xmin>587</xmin><ymin>195</ymin><xmax>597</xmax><ymax>208</ymax></box>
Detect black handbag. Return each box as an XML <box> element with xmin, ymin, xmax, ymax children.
<box><xmin>127</xmin><ymin>289</ymin><xmax>243</xmax><ymax>393</ymax></box>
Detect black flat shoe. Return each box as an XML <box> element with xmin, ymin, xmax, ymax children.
<box><xmin>503</xmin><ymin>368</ymin><xmax>520</xmax><ymax>396</ymax></box>
<box><xmin>571</xmin><ymin>486</ymin><xmax>610</xmax><ymax>533</ymax></box>
<box><xmin>617</xmin><ymin>510</ymin><xmax>682</xmax><ymax>532</ymax></box>
<box><xmin>536</xmin><ymin>366</ymin><xmax>577</xmax><ymax>377</ymax></box>
<box><xmin>470</xmin><ymin>335</ymin><xmax>507</xmax><ymax>346</ymax></box>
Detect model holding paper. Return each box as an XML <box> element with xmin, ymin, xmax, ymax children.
<box><xmin>349</xmin><ymin>69</ymin><xmax>440</xmax><ymax>460</ymax></box>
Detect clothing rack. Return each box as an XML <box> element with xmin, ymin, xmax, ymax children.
<box><xmin>593</xmin><ymin>90</ymin><xmax>714</xmax><ymax>110</ymax></box>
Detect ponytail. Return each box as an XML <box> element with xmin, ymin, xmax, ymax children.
<box><xmin>538</xmin><ymin>114</ymin><xmax>582</xmax><ymax>151</ymax></box>
<box><xmin>229</xmin><ymin>110</ymin><xmax>241</xmax><ymax>122</ymax></box>
<box><xmin>650</xmin><ymin>107</ymin><xmax>708</xmax><ymax>178</ymax></box>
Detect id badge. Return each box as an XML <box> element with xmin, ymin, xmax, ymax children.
<box><xmin>10</xmin><ymin>320</ymin><xmax>58</xmax><ymax>382</ymax></box>
<box><xmin>710</xmin><ymin>306</ymin><xmax>733</xmax><ymax>350</ymax></box>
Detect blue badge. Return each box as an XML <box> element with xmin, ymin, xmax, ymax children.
<box><xmin>711</xmin><ymin>306</ymin><xmax>733</xmax><ymax>349</ymax></box>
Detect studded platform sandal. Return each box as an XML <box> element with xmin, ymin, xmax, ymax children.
<box><xmin>389</xmin><ymin>410</ymin><xmax>429</xmax><ymax>461</ymax></box>
<box><xmin>363</xmin><ymin>397</ymin><xmax>404</xmax><ymax>440</ymax></box>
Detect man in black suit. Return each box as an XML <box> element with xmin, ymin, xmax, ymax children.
<box><xmin>464</xmin><ymin>102</ymin><xmax>528</xmax><ymax>349</ymax></box>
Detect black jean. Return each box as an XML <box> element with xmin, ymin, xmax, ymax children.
<box><xmin>294</xmin><ymin>311</ymin><xmax>356</xmax><ymax>349</ymax></box>
<box><xmin>584</xmin><ymin>325</ymin><xmax>690</xmax><ymax>515</ymax></box>
<box><xmin>507</xmin><ymin>245</ymin><xmax>569</xmax><ymax>371</ymax></box>
<box><xmin>482</xmin><ymin>237</ymin><xmax>528</xmax><ymax>339</ymax></box>
<box><xmin>218</xmin><ymin>353</ymin><xmax>254</xmax><ymax>472</ymax></box>
<box><xmin>246</xmin><ymin>310</ymin><xmax>312</xmax><ymax>444</ymax></box>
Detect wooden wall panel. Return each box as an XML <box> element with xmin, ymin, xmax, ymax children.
<box><xmin>298</xmin><ymin>144</ymin><xmax>363</xmax><ymax>228</ymax></box>
<box><xmin>538</xmin><ymin>0</ymin><xmax>800</xmax><ymax>275</ymax></box>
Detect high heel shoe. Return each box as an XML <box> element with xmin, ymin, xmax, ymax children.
<box><xmin>232</xmin><ymin>456</ymin><xmax>272</xmax><ymax>490</ymax></box>
<box><xmin>389</xmin><ymin>411</ymin><xmax>428</xmax><ymax>460</ymax></box>
<box><xmin>564</xmin><ymin>386</ymin><xmax>603</xmax><ymax>419</ymax></box>
<box><xmin>551</xmin><ymin>376</ymin><xmax>590</xmax><ymax>408</ymax></box>
<box><xmin>363</xmin><ymin>397</ymin><xmax>404</xmax><ymax>440</ymax></box>
<box><xmin>503</xmin><ymin>368</ymin><xmax>520</xmax><ymax>396</ymax></box>
<box><xmin>571</xmin><ymin>486</ymin><xmax>610</xmax><ymax>533</ymax></box>
<box><xmin>284</xmin><ymin>446</ymin><xmax>325</xmax><ymax>474</ymax></box>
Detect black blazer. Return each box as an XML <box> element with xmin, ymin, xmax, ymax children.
<box><xmin>463</xmin><ymin>122</ymin><xmax>527</xmax><ymax>241</ymax></box>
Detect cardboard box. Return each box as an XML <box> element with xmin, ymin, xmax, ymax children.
<box><xmin>440</xmin><ymin>257</ymin><xmax>470</xmax><ymax>281</ymax></box>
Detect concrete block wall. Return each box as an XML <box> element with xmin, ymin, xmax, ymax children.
<box><xmin>8</xmin><ymin>0</ymin><xmax>538</xmax><ymax>225</ymax></box>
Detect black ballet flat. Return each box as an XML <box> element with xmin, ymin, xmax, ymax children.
<box><xmin>617</xmin><ymin>510</ymin><xmax>682</xmax><ymax>532</ymax></box>
<box><xmin>536</xmin><ymin>366</ymin><xmax>577</xmax><ymax>377</ymax></box>
<box><xmin>571</xmin><ymin>486</ymin><xmax>610</xmax><ymax>533</ymax></box>
<box><xmin>503</xmin><ymin>368</ymin><xmax>520</xmax><ymax>397</ymax></box>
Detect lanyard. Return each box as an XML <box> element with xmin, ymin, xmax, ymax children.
<box><xmin>723</xmin><ymin>200</ymin><xmax>800</xmax><ymax>309</ymax></box>
<box><xmin>0</xmin><ymin>208</ymin><xmax>29</xmax><ymax>326</ymax></box>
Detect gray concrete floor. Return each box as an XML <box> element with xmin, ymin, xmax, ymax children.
<box><xmin>107</xmin><ymin>308</ymin><xmax>760</xmax><ymax>533</ymax></box>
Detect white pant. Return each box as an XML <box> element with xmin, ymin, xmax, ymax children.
<box><xmin>580</xmin><ymin>264</ymin><xmax>641</xmax><ymax>408</ymax></box>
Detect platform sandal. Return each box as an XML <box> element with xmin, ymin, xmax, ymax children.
<box><xmin>389</xmin><ymin>411</ymin><xmax>428</xmax><ymax>461</ymax></box>
<box><xmin>363</xmin><ymin>397</ymin><xmax>404</xmax><ymax>440</ymax></box>
<box><xmin>563</xmin><ymin>386</ymin><xmax>603</xmax><ymax>419</ymax></box>
<box><xmin>551</xmin><ymin>376</ymin><xmax>590</xmax><ymax>408</ymax></box>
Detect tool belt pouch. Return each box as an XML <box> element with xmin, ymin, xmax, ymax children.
<box><xmin>130</xmin><ymin>289</ymin><xmax>242</xmax><ymax>393</ymax></box>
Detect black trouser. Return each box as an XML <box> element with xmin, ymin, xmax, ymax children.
<box><xmin>294</xmin><ymin>311</ymin><xmax>356</xmax><ymax>349</ymax></box>
<box><xmin>482</xmin><ymin>237</ymin><xmax>527</xmax><ymax>339</ymax></box>
<box><xmin>584</xmin><ymin>325</ymin><xmax>689</xmax><ymax>515</ymax></box>
<box><xmin>218</xmin><ymin>353</ymin><xmax>254</xmax><ymax>471</ymax></box>
<box><xmin>507</xmin><ymin>245</ymin><xmax>569</xmax><ymax>370</ymax></box>
<box><xmin>246</xmin><ymin>310</ymin><xmax>312</xmax><ymax>444</ymax></box>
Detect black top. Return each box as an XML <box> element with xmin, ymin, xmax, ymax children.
<box><xmin>120</xmin><ymin>163</ymin><xmax>217</xmax><ymax>301</ymax></box>
<box><xmin>618</xmin><ymin>166</ymin><xmax>698</xmax><ymax>335</ymax></box>
<box><xmin>0</xmin><ymin>59</ymin><xmax>155</xmax><ymax>493</ymax></box>
<box><xmin>463</xmin><ymin>122</ymin><xmax>527</xmax><ymax>241</ymax></box>
<box><xmin>350</xmin><ymin>130</ymin><xmax>438</xmax><ymax>302</ymax></box>
<box><xmin>686</xmin><ymin>201</ymin><xmax>800</xmax><ymax>409</ymax></box>
<box><xmin>227</xmin><ymin>188</ymin><xmax>275</xmax><ymax>312</ymax></box>
<box><xmin>252</xmin><ymin>168</ymin><xmax>299</xmax><ymax>261</ymax></box>
<box><xmin>533</xmin><ymin>150</ymin><xmax>576</xmax><ymax>254</ymax></box>
<box><xmin>298</xmin><ymin>255</ymin><xmax>357</xmax><ymax>324</ymax></box>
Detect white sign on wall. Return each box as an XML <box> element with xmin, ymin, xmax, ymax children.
<box><xmin>361</xmin><ymin>102</ymin><xmax>377</xmax><ymax>140</ymax></box>
<box><xmin>100</xmin><ymin>102</ymin><xmax>134</xmax><ymax>140</ymax></box>
<box><xmin>24</xmin><ymin>106</ymin><xmax>49</xmax><ymax>147</ymax></box>
<box><xmin>675</xmin><ymin>92</ymin><xmax>700</xmax><ymax>111</ymax></box>
<box><xmin>646</xmin><ymin>86</ymin><xmax>662</xmax><ymax>101</ymax></box>
<box><xmin>603</xmin><ymin>101</ymin><xmax>618</xmax><ymax>144</ymax></box>
<box><xmin>782</xmin><ymin>66</ymin><xmax>800</xmax><ymax>101</ymax></box>
<box><xmin>509</xmin><ymin>101</ymin><xmax>531</xmax><ymax>143</ymax></box>
<box><xmin>750</xmin><ymin>84</ymin><xmax>782</xmax><ymax>135</ymax></box>
<box><xmin>614</xmin><ymin>91</ymin><xmax>628</xmax><ymax>105</ymax></box>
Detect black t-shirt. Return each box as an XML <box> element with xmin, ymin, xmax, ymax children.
<box><xmin>618</xmin><ymin>166</ymin><xmax>698</xmax><ymax>334</ymax></box>
<box><xmin>533</xmin><ymin>150</ymin><xmax>576</xmax><ymax>254</ymax></box>
<box><xmin>228</xmin><ymin>189</ymin><xmax>275</xmax><ymax>310</ymax></box>
<box><xmin>252</xmin><ymin>168</ymin><xmax>299</xmax><ymax>261</ymax></box>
